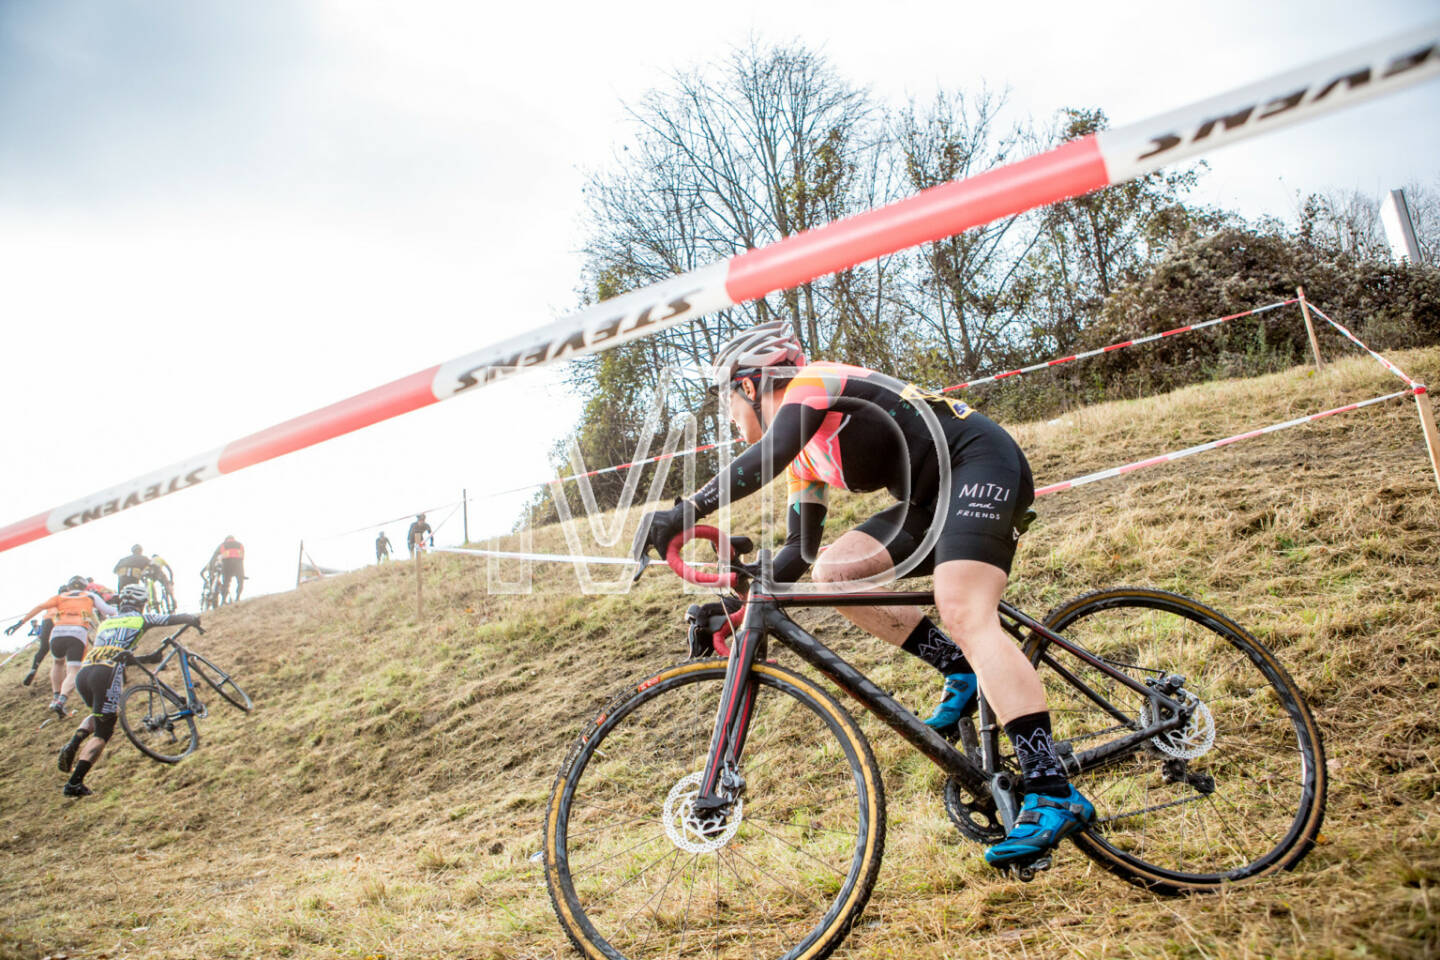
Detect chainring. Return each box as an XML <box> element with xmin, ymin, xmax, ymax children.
<box><xmin>943</xmin><ymin>775</ymin><xmax>1005</xmax><ymax>844</ymax></box>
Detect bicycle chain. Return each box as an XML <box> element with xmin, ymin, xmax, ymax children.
<box><xmin>1094</xmin><ymin>791</ymin><xmax>1206</xmax><ymax>826</ymax></box>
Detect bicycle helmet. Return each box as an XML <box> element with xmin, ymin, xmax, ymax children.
<box><xmin>712</xmin><ymin>321</ymin><xmax>806</xmax><ymax>383</ymax></box>
<box><xmin>65</xmin><ymin>575</ymin><xmax>87</xmax><ymax>592</ymax></box>
<box><xmin>711</xmin><ymin>321</ymin><xmax>807</xmax><ymax>419</ymax></box>
<box><xmin>118</xmin><ymin>583</ymin><xmax>148</xmax><ymax>608</ymax></box>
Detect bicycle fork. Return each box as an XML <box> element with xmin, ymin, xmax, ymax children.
<box><xmin>693</xmin><ymin>599</ymin><xmax>769</xmax><ymax>818</ymax></box>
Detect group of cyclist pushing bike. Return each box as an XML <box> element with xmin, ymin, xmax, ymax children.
<box><xmin>7</xmin><ymin>536</ymin><xmax>250</xmax><ymax>797</ymax></box>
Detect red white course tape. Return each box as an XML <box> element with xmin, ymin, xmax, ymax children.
<box><xmin>1033</xmin><ymin>388</ymin><xmax>1416</xmax><ymax>496</ymax></box>
<box><xmin>941</xmin><ymin>300</ymin><xmax>1296</xmax><ymax>392</ymax></box>
<box><xmin>1305</xmin><ymin>304</ymin><xmax>1423</xmax><ymax>388</ymax></box>
<box><xmin>2</xmin><ymin>24</ymin><xmax>1436</xmax><ymax>555</ymax></box>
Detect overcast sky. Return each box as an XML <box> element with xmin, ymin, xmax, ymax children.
<box><xmin>1</xmin><ymin>0</ymin><xmax>1436</xmax><ymax>642</ymax></box>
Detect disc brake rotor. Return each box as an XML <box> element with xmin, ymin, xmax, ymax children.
<box><xmin>1140</xmin><ymin>690</ymin><xmax>1215</xmax><ymax>759</ymax></box>
<box><xmin>663</xmin><ymin>771</ymin><xmax>743</xmax><ymax>853</ymax></box>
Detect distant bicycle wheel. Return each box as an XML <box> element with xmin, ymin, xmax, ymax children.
<box><xmin>119</xmin><ymin>684</ymin><xmax>199</xmax><ymax>763</ymax></box>
<box><xmin>189</xmin><ymin>654</ymin><xmax>252</xmax><ymax>712</ymax></box>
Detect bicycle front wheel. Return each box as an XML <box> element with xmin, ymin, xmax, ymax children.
<box><xmin>189</xmin><ymin>654</ymin><xmax>253</xmax><ymax>712</ymax></box>
<box><xmin>545</xmin><ymin>659</ymin><xmax>885</xmax><ymax>960</ymax></box>
<box><xmin>1035</xmin><ymin>588</ymin><xmax>1326</xmax><ymax>894</ymax></box>
<box><xmin>119</xmin><ymin>683</ymin><xmax>199</xmax><ymax>763</ymax></box>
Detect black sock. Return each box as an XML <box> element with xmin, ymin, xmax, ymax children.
<box><xmin>1004</xmin><ymin>711</ymin><xmax>1069</xmax><ymax>797</ymax></box>
<box><xmin>69</xmin><ymin>759</ymin><xmax>92</xmax><ymax>786</ymax></box>
<box><xmin>66</xmin><ymin>730</ymin><xmax>89</xmax><ymax>751</ymax></box>
<box><xmin>901</xmin><ymin>618</ymin><xmax>972</xmax><ymax>677</ymax></box>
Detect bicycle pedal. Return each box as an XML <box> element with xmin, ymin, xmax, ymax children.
<box><xmin>1011</xmin><ymin>855</ymin><xmax>1053</xmax><ymax>882</ymax></box>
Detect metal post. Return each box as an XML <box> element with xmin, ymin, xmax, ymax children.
<box><xmin>1414</xmin><ymin>386</ymin><xmax>1440</xmax><ymax>495</ymax></box>
<box><xmin>296</xmin><ymin>540</ymin><xmax>305</xmax><ymax>587</ymax></box>
<box><xmin>462</xmin><ymin>489</ymin><xmax>469</xmax><ymax>545</ymax></box>
<box><xmin>1296</xmin><ymin>286</ymin><xmax>1326</xmax><ymax>373</ymax></box>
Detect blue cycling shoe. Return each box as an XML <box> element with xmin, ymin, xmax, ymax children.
<box><xmin>922</xmin><ymin>673</ymin><xmax>978</xmax><ymax>732</ymax></box>
<box><xmin>984</xmin><ymin>786</ymin><xmax>1094</xmax><ymax>867</ymax></box>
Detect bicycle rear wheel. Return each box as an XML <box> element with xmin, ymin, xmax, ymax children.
<box><xmin>189</xmin><ymin>653</ymin><xmax>253</xmax><ymax>712</ymax></box>
<box><xmin>545</xmin><ymin>659</ymin><xmax>885</xmax><ymax>960</ymax></box>
<box><xmin>119</xmin><ymin>684</ymin><xmax>199</xmax><ymax>763</ymax></box>
<box><xmin>1033</xmin><ymin>588</ymin><xmax>1326</xmax><ymax>894</ymax></box>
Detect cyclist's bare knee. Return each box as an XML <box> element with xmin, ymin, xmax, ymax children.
<box><xmin>812</xmin><ymin>531</ymin><xmax>894</xmax><ymax>584</ymax></box>
<box><xmin>934</xmin><ymin>559</ymin><xmax>1007</xmax><ymax>646</ymax></box>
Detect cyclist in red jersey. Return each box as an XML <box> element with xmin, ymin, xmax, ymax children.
<box><xmin>209</xmin><ymin>536</ymin><xmax>246</xmax><ymax>601</ymax></box>
<box><xmin>635</xmin><ymin>321</ymin><xmax>1092</xmax><ymax>868</ymax></box>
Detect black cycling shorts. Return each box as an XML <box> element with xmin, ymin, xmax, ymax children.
<box><xmin>855</xmin><ymin>415</ymin><xmax>1034</xmax><ymax>576</ymax></box>
<box><xmin>76</xmin><ymin>663</ymin><xmax>125</xmax><ymax>718</ymax></box>
<box><xmin>50</xmin><ymin>634</ymin><xmax>87</xmax><ymax>663</ymax></box>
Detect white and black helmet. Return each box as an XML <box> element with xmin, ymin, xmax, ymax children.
<box><xmin>711</xmin><ymin>321</ymin><xmax>807</xmax><ymax>386</ymax></box>
<box><xmin>118</xmin><ymin>583</ymin><xmax>148</xmax><ymax>608</ymax></box>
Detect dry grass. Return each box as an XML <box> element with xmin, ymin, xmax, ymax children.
<box><xmin>0</xmin><ymin>349</ymin><xmax>1437</xmax><ymax>959</ymax></box>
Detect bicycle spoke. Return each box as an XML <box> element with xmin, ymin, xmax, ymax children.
<box><xmin>569</xmin><ymin>831</ymin><xmax>668</xmax><ymax>883</ymax></box>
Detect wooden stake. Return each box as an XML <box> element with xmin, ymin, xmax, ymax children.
<box><xmin>415</xmin><ymin>539</ymin><xmax>424</xmax><ymax>619</ymax></box>
<box><xmin>462</xmin><ymin>488</ymin><xmax>469</xmax><ymax>545</ymax></box>
<box><xmin>1296</xmin><ymin>286</ymin><xmax>1325</xmax><ymax>373</ymax></box>
<box><xmin>295</xmin><ymin>540</ymin><xmax>305</xmax><ymax>588</ymax></box>
<box><xmin>1415</xmin><ymin>387</ymin><xmax>1440</xmax><ymax>495</ymax></box>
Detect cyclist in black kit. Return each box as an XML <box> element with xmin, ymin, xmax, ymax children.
<box><xmin>634</xmin><ymin>321</ymin><xmax>1092</xmax><ymax>868</ymax></box>
<box><xmin>407</xmin><ymin>515</ymin><xmax>431</xmax><ymax>557</ymax></box>
<box><xmin>113</xmin><ymin>545</ymin><xmax>150</xmax><ymax>589</ymax></box>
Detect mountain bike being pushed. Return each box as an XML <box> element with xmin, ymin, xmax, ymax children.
<box><xmin>544</xmin><ymin>527</ymin><xmax>1327</xmax><ymax>959</ymax></box>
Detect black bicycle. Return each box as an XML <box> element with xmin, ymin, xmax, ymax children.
<box><xmin>543</xmin><ymin>527</ymin><xmax>1327</xmax><ymax>960</ymax></box>
<box><xmin>199</xmin><ymin>568</ymin><xmax>225</xmax><ymax>611</ymax></box>
<box><xmin>118</xmin><ymin>624</ymin><xmax>253</xmax><ymax>763</ymax></box>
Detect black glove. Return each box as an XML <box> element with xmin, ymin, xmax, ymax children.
<box><xmin>4</xmin><ymin>622</ymin><xmax>19</xmax><ymax>636</ymax></box>
<box><xmin>173</xmin><ymin>613</ymin><xmax>201</xmax><ymax>629</ymax></box>
<box><xmin>631</xmin><ymin>499</ymin><xmax>698</xmax><ymax>562</ymax></box>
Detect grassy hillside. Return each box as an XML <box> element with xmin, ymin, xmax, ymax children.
<box><xmin>1</xmin><ymin>349</ymin><xmax>1437</xmax><ymax>960</ymax></box>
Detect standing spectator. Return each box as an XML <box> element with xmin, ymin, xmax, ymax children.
<box><xmin>406</xmin><ymin>514</ymin><xmax>432</xmax><ymax>558</ymax></box>
<box><xmin>113</xmin><ymin>545</ymin><xmax>150</xmax><ymax>588</ymax></box>
<box><xmin>208</xmin><ymin>535</ymin><xmax>246</xmax><ymax>602</ymax></box>
<box><xmin>375</xmin><ymin>531</ymin><xmax>393</xmax><ymax>563</ymax></box>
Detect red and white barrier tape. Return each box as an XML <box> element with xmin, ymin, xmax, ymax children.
<box><xmin>941</xmin><ymin>300</ymin><xmax>1296</xmax><ymax>392</ymax></box>
<box><xmin>484</xmin><ymin>441</ymin><xmax>740</xmax><ymax>499</ymax></box>
<box><xmin>431</xmin><ymin>546</ymin><xmax>635</xmax><ymax>566</ymax></box>
<box><xmin>3</xmin><ymin>24</ymin><xmax>1435</xmax><ymax>555</ymax></box>
<box><xmin>1304</xmin><ymin>303</ymin><xmax>1423</xmax><ymax>388</ymax></box>
<box><xmin>1033</xmin><ymin>387</ymin><xmax>1416</xmax><ymax>496</ymax></box>
<box><xmin>429</xmin><ymin>386</ymin><xmax>1415</xmax><ymax>567</ymax></box>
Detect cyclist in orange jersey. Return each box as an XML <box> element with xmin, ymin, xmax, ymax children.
<box><xmin>7</xmin><ymin>576</ymin><xmax>118</xmax><ymax>718</ymax></box>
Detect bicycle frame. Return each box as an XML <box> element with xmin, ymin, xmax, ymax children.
<box><xmin>694</xmin><ymin>586</ymin><xmax>1194</xmax><ymax>826</ymax></box>
<box><xmin>137</xmin><ymin>628</ymin><xmax>203</xmax><ymax>717</ymax></box>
